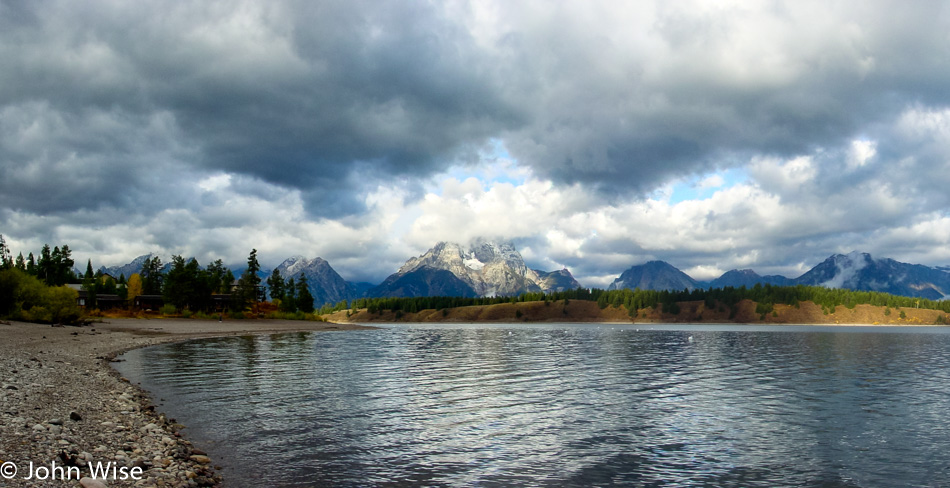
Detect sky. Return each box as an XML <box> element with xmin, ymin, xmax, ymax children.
<box><xmin>2</xmin><ymin>0</ymin><xmax>950</xmax><ymax>287</ymax></box>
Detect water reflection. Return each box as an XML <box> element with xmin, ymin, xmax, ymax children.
<box><xmin>115</xmin><ymin>325</ymin><xmax>950</xmax><ymax>487</ymax></box>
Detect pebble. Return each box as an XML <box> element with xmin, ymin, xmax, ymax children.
<box><xmin>189</xmin><ymin>455</ymin><xmax>211</xmax><ymax>464</ymax></box>
<box><xmin>80</xmin><ymin>477</ymin><xmax>110</xmax><ymax>488</ymax></box>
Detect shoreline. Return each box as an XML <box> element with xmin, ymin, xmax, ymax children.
<box><xmin>0</xmin><ymin>318</ymin><xmax>373</xmax><ymax>488</ymax></box>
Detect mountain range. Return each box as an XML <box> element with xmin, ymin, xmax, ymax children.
<box><xmin>610</xmin><ymin>251</ymin><xmax>950</xmax><ymax>301</ymax></box>
<box><xmin>101</xmin><ymin>244</ymin><xmax>950</xmax><ymax>308</ymax></box>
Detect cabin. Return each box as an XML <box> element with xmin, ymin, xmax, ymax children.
<box><xmin>70</xmin><ymin>288</ymin><xmax>126</xmax><ymax>310</ymax></box>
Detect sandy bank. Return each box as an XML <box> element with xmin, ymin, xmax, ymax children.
<box><xmin>0</xmin><ymin>318</ymin><xmax>372</xmax><ymax>487</ymax></box>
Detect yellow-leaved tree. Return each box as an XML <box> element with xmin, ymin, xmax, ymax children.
<box><xmin>127</xmin><ymin>273</ymin><xmax>143</xmax><ymax>307</ymax></box>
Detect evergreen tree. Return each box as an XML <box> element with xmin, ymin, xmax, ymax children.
<box><xmin>82</xmin><ymin>259</ymin><xmax>97</xmax><ymax>309</ymax></box>
<box><xmin>26</xmin><ymin>252</ymin><xmax>36</xmax><ymax>275</ymax></box>
<box><xmin>0</xmin><ymin>234</ymin><xmax>10</xmax><ymax>270</ymax></box>
<box><xmin>164</xmin><ymin>256</ymin><xmax>213</xmax><ymax>311</ymax></box>
<box><xmin>37</xmin><ymin>244</ymin><xmax>53</xmax><ymax>284</ymax></box>
<box><xmin>223</xmin><ymin>269</ymin><xmax>236</xmax><ymax>294</ymax></box>
<box><xmin>267</xmin><ymin>268</ymin><xmax>286</xmax><ymax>302</ymax></box>
<box><xmin>232</xmin><ymin>249</ymin><xmax>263</xmax><ymax>311</ymax></box>
<box><xmin>282</xmin><ymin>277</ymin><xmax>297</xmax><ymax>312</ymax></box>
<box><xmin>163</xmin><ymin>256</ymin><xmax>190</xmax><ymax>311</ymax></box>
<box><xmin>141</xmin><ymin>255</ymin><xmax>164</xmax><ymax>295</ymax></box>
<box><xmin>206</xmin><ymin>259</ymin><xmax>228</xmax><ymax>293</ymax></box>
<box><xmin>296</xmin><ymin>276</ymin><xmax>314</xmax><ymax>313</ymax></box>
<box><xmin>15</xmin><ymin>252</ymin><xmax>26</xmax><ymax>271</ymax></box>
<box><xmin>52</xmin><ymin>245</ymin><xmax>75</xmax><ymax>285</ymax></box>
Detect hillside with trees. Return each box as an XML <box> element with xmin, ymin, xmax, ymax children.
<box><xmin>326</xmin><ymin>285</ymin><xmax>950</xmax><ymax>325</ymax></box>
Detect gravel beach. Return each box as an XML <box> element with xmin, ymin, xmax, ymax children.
<box><xmin>0</xmin><ymin>318</ymin><xmax>372</xmax><ymax>487</ymax></box>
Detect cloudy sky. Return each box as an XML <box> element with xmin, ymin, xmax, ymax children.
<box><xmin>2</xmin><ymin>0</ymin><xmax>950</xmax><ymax>287</ymax></box>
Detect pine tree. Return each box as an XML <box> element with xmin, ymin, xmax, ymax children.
<box><xmin>0</xmin><ymin>234</ymin><xmax>11</xmax><ymax>270</ymax></box>
<box><xmin>223</xmin><ymin>269</ymin><xmax>235</xmax><ymax>294</ymax></box>
<box><xmin>233</xmin><ymin>249</ymin><xmax>263</xmax><ymax>311</ymax></box>
<box><xmin>267</xmin><ymin>268</ymin><xmax>285</xmax><ymax>302</ymax></box>
<box><xmin>82</xmin><ymin>259</ymin><xmax>97</xmax><ymax>309</ymax></box>
<box><xmin>37</xmin><ymin>244</ymin><xmax>53</xmax><ymax>284</ymax></box>
<box><xmin>141</xmin><ymin>256</ymin><xmax>163</xmax><ymax>294</ymax></box>
<box><xmin>282</xmin><ymin>277</ymin><xmax>297</xmax><ymax>312</ymax></box>
<box><xmin>296</xmin><ymin>276</ymin><xmax>314</xmax><ymax>313</ymax></box>
<box><xmin>206</xmin><ymin>259</ymin><xmax>228</xmax><ymax>293</ymax></box>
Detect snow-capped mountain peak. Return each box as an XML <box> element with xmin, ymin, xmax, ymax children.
<box><xmin>388</xmin><ymin>239</ymin><xmax>578</xmax><ymax>297</ymax></box>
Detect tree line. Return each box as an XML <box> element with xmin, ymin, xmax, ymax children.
<box><xmin>340</xmin><ymin>283</ymin><xmax>950</xmax><ymax>317</ymax></box>
<box><xmin>0</xmin><ymin>236</ymin><xmax>320</xmax><ymax>321</ymax></box>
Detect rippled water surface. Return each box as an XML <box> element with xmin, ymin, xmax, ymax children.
<box><xmin>115</xmin><ymin>324</ymin><xmax>950</xmax><ymax>487</ymax></box>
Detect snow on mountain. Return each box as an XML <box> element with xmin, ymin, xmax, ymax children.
<box><xmin>388</xmin><ymin>239</ymin><xmax>578</xmax><ymax>297</ymax></box>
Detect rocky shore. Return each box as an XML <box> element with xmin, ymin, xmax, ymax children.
<box><xmin>0</xmin><ymin>319</ymin><xmax>372</xmax><ymax>487</ymax></box>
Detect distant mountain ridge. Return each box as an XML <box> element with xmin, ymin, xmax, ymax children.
<box><xmin>708</xmin><ymin>269</ymin><xmax>792</xmax><ymax>289</ymax></box>
<box><xmin>610</xmin><ymin>251</ymin><xmax>950</xmax><ymax>300</ymax></box>
<box><xmin>794</xmin><ymin>252</ymin><xmax>950</xmax><ymax>300</ymax></box>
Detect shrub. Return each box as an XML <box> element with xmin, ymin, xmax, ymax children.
<box><xmin>46</xmin><ymin>286</ymin><xmax>81</xmax><ymax>324</ymax></box>
<box><xmin>159</xmin><ymin>304</ymin><xmax>177</xmax><ymax>316</ymax></box>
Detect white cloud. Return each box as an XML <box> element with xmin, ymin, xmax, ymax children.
<box><xmin>848</xmin><ymin>139</ymin><xmax>877</xmax><ymax>168</ymax></box>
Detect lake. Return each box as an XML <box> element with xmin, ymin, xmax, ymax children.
<box><xmin>114</xmin><ymin>323</ymin><xmax>950</xmax><ymax>487</ymax></box>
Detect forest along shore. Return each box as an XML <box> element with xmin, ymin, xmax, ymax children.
<box><xmin>0</xmin><ymin>319</ymin><xmax>372</xmax><ymax>488</ymax></box>
<box><xmin>327</xmin><ymin>298</ymin><xmax>950</xmax><ymax>325</ymax></box>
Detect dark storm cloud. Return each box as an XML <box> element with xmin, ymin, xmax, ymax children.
<box><xmin>4</xmin><ymin>0</ymin><xmax>950</xmax><ymax>218</ymax></box>
<box><xmin>0</xmin><ymin>0</ymin><xmax>521</xmax><ymax>216</ymax></box>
